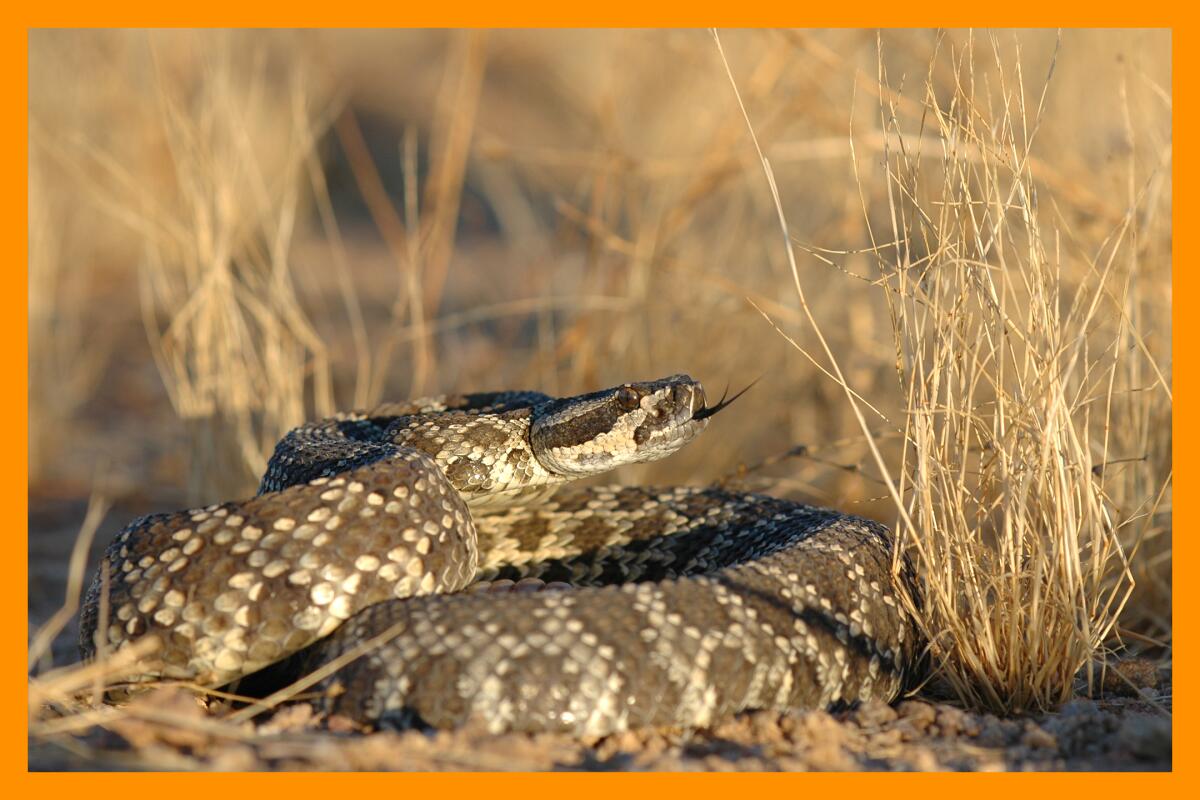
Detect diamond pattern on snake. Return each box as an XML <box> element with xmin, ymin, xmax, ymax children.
<box><xmin>79</xmin><ymin>374</ymin><xmax>924</xmax><ymax>736</ymax></box>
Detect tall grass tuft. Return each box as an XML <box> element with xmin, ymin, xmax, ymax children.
<box><xmin>867</xmin><ymin>34</ymin><xmax>1170</xmax><ymax>712</ymax></box>
<box><xmin>718</xmin><ymin>30</ymin><xmax>1170</xmax><ymax>713</ymax></box>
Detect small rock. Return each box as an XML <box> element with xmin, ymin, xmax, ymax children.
<box><xmin>325</xmin><ymin>713</ymin><xmax>367</xmax><ymax>734</ymax></box>
<box><xmin>979</xmin><ymin>724</ymin><xmax>1008</xmax><ymax>748</ymax></box>
<box><xmin>1021</xmin><ymin>723</ymin><xmax>1058</xmax><ymax>750</ymax></box>
<box><xmin>1119</xmin><ymin>714</ymin><xmax>1172</xmax><ymax>762</ymax></box>
<box><xmin>806</xmin><ymin>740</ymin><xmax>857</xmax><ymax>771</ymax></box>
<box><xmin>1060</xmin><ymin>698</ymin><xmax>1099</xmax><ymax>717</ymax></box>
<box><xmin>905</xmin><ymin>746</ymin><xmax>941</xmax><ymax>771</ymax></box>
<box><xmin>514</xmin><ymin>577</ymin><xmax>547</xmax><ymax>593</ymax></box>
<box><xmin>868</xmin><ymin>726</ymin><xmax>903</xmax><ymax>750</ymax></box>
<box><xmin>798</xmin><ymin>709</ymin><xmax>840</xmax><ymax>736</ymax></box>
<box><xmin>256</xmin><ymin>703</ymin><xmax>316</xmax><ymax>734</ymax></box>
<box><xmin>608</xmin><ymin>730</ymin><xmax>643</xmax><ymax>754</ymax></box>
<box><xmin>1101</xmin><ymin>657</ymin><xmax>1162</xmax><ymax>697</ymax></box>
<box><xmin>976</xmin><ymin>716</ymin><xmax>1020</xmax><ymax>748</ymax></box>
<box><xmin>895</xmin><ymin>700</ymin><xmax>937</xmax><ymax>731</ymax></box>
<box><xmin>640</xmin><ymin>731</ymin><xmax>670</xmax><ymax>758</ymax></box>
<box><xmin>892</xmin><ymin>720</ymin><xmax>925</xmax><ymax>742</ymax></box>
<box><xmin>748</xmin><ymin>712</ymin><xmax>788</xmax><ymax>748</ymax></box>
<box><xmin>207</xmin><ymin>743</ymin><xmax>259</xmax><ymax>771</ymax></box>
<box><xmin>935</xmin><ymin>705</ymin><xmax>979</xmax><ymax>737</ymax></box>
<box><xmin>851</xmin><ymin>699</ymin><xmax>898</xmax><ymax>728</ymax></box>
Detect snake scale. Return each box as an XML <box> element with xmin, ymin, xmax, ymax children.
<box><xmin>79</xmin><ymin>375</ymin><xmax>924</xmax><ymax>736</ymax></box>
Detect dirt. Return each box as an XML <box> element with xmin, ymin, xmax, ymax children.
<box><xmin>29</xmin><ymin>680</ymin><xmax>1171</xmax><ymax>771</ymax></box>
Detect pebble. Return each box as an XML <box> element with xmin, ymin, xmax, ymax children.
<box><xmin>1059</xmin><ymin>698</ymin><xmax>1099</xmax><ymax>716</ymax></box>
<box><xmin>851</xmin><ymin>698</ymin><xmax>898</xmax><ymax>728</ymax></box>
<box><xmin>1119</xmin><ymin>715</ymin><xmax>1172</xmax><ymax>761</ymax></box>
<box><xmin>906</xmin><ymin>746</ymin><xmax>941</xmax><ymax>771</ymax></box>
<box><xmin>1021</xmin><ymin>723</ymin><xmax>1058</xmax><ymax>750</ymax></box>
<box><xmin>976</xmin><ymin>716</ymin><xmax>1021</xmax><ymax>748</ymax></box>
<box><xmin>935</xmin><ymin>705</ymin><xmax>979</xmax><ymax>737</ymax></box>
<box><xmin>896</xmin><ymin>700</ymin><xmax>937</xmax><ymax>731</ymax></box>
<box><xmin>1101</xmin><ymin>657</ymin><xmax>1161</xmax><ymax>696</ymax></box>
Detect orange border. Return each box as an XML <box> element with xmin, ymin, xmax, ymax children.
<box><xmin>8</xmin><ymin>8</ymin><xmax>1186</xmax><ymax>794</ymax></box>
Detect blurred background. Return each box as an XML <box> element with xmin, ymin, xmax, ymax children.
<box><xmin>28</xmin><ymin>29</ymin><xmax>1171</xmax><ymax>669</ymax></box>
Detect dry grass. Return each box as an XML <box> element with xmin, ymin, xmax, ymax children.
<box><xmin>28</xmin><ymin>140</ymin><xmax>114</xmax><ymax>485</ymax></box>
<box><xmin>711</xmin><ymin>30</ymin><xmax>1170</xmax><ymax>713</ymax></box>
<box><xmin>713</xmin><ymin>30</ymin><xmax>1171</xmax><ymax>714</ymax></box>
<box><xmin>135</xmin><ymin>53</ymin><xmax>342</xmax><ymax>500</ymax></box>
<box><xmin>857</xmin><ymin>33</ymin><xmax>1171</xmax><ymax>712</ymax></box>
<box><xmin>28</xmin><ymin>29</ymin><xmax>1171</xmax><ymax>764</ymax></box>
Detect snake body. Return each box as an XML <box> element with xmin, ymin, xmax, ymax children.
<box><xmin>80</xmin><ymin>375</ymin><xmax>923</xmax><ymax>736</ymax></box>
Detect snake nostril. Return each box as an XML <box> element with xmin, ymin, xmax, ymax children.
<box><xmin>691</xmin><ymin>385</ymin><xmax>706</xmax><ymax>416</ymax></box>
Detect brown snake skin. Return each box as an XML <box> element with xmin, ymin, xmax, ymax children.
<box><xmin>79</xmin><ymin>375</ymin><xmax>924</xmax><ymax>736</ymax></box>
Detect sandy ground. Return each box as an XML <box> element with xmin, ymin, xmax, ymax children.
<box><xmin>29</xmin><ymin>683</ymin><xmax>1171</xmax><ymax>771</ymax></box>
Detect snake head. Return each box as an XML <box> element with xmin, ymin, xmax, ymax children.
<box><xmin>530</xmin><ymin>374</ymin><xmax>713</xmax><ymax>478</ymax></box>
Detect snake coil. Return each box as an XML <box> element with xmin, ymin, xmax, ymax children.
<box><xmin>80</xmin><ymin>375</ymin><xmax>923</xmax><ymax>735</ymax></box>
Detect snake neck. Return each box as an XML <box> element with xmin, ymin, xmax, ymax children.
<box><xmin>387</xmin><ymin>410</ymin><xmax>571</xmax><ymax>512</ymax></box>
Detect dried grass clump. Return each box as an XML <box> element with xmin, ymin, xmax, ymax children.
<box><xmin>718</xmin><ymin>30</ymin><xmax>1170</xmax><ymax>713</ymax></box>
<box><xmin>864</xmin><ymin>34</ymin><xmax>1171</xmax><ymax>712</ymax></box>
<box><xmin>32</xmin><ymin>34</ymin><xmax>348</xmax><ymax>502</ymax></box>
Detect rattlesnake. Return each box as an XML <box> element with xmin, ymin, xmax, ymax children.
<box><xmin>79</xmin><ymin>374</ymin><xmax>923</xmax><ymax>736</ymax></box>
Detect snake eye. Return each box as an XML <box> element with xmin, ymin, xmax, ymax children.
<box><xmin>616</xmin><ymin>386</ymin><xmax>640</xmax><ymax>410</ymax></box>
